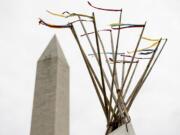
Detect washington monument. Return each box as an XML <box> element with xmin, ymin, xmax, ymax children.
<box><xmin>30</xmin><ymin>35</ymin><xmax>136</xmax><ymax>135</ymax></box>
<box><xmin>30</xmin><ymin>35</ymin><xmax>69</xmax><ymax>135</ymax></box>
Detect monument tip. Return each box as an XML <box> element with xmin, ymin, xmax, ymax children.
<box><xmin>38</xmin><ymin>34</ymin><xmax>69</xmax><ymax>66</ymax></box>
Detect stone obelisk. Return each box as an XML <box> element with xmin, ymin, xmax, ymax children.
<box><xmin>30</xmin><ymin>35</ymin><xmax>69</xmax><ymax>135</ymax></box>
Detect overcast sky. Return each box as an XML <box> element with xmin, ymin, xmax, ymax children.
<box><xmin>0</xmin><ymin>0</ymin><xmax>180</xmax><ymax>135</ymax></box>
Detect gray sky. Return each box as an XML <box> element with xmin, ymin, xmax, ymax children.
<box><xmin>0</xmin><ymin>0</ymin><xmax>180</xmax><ymax>135</ymax></box>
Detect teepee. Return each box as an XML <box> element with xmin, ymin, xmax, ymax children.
<box><xmin>38</xmin><ymin>2</ymin><xmax>167</xmax><ymax>134</ymax></box>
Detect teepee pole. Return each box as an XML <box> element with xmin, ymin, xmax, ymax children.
<box><xmin>126</xmin><ymin>39</ymin><xmax>167</xmax><ymax>110</ymax></box>
<box><xmin>93</xmin><ymin>13</ymin><xmax>109</xmax><ymax>118</ymax></box>
<box><xmin>126</xmin><ymin>39</ymin><xmax>162</xmax><ymax>111</ymax></box>
<box><xmin>78</xmin><ymin>16</ymin><xmax>118</xmax><ymax>104</ymax></box>
<box><xmin>121</xmin><ymin>56</ymin><xmax>125</xmax><ymax>88</ymax></box>
<box><xmin>70</xmin><ymin>24</ymin><xmax>108</xmax><ymax>119</ymax></box>
<box><xmin>109</xmin><ymin>11</ymin><xmax>124</xmax><ymax>121</ymax></box>
<box><xmin>123</xmin><ymin>61</ymin><xmax>139</xmax><ymax>99</ymax></box>
<box><xmin>97</xmin><ymin>33</ymin><xmax>119</xmax><ymax>90</ymax></box>
<box><xmin>112</xmin><ymin>23</ymin><xmax>146</xmax><ymax>117</ymax></box>
<box><xmin>109</xmin><ymin>30</ymin><xmax>120</xmax><ymax>89</ymax></box>
<box><xmin>121</xmin><ymin>23</ymin><xmax>146</xmax><ymax>93</ymax></box>
<box><xmin>142</xmin><ymin>39</ymin><xmax>167</xmax><ymax>83</ymax></box>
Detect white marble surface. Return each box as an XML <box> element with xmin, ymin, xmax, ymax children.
<box><xmin>109</xmin><ymin>122</ymin><xmax>136</xmax><ymax>135</ymax></box>
<box><xmin>30</xmin><ymin>35</ymin><xmax>69</xmax><ymax>135</ymax></box>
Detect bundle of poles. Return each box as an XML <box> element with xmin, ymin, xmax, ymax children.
<box><xmin>39</xmin><ymin>2</ymin><xmax>167</xmax><ymax>134</ymax></box>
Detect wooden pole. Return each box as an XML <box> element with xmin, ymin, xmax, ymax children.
<box><xmin>123</xmin><ymin>61</ymin><xmax>139</xmax><ymax>99</ymax></box>
<box><xmin>70</xmin><ymin>24</ymin><xmax>108</xmax><ymax>120</ymax></box>
<box><xmin>121</xmin><ymin>23</ymin><xmax>146</xmax><ymax>93</ymax></box>
<box><xmin>111</xmin><ymin>23</ymin><xmax>146</xmax><ymax>121</ymax></box>
<box><xmin>142</xmin><ymin>39</ymin><xmax>167</xmax><ymax>83</ymax></box>
<box><xmin>92</xmin><ymin>13</ymin><xmax>109</xmax><ymax>119</ymax></box>
<box><xmin>121</xmin><ymin>56</ymin><xmax>125</xmax><ymax>87</ymax></box>
<box><xmin>126</xmin><ymin>39</ymin><xmax>162</xmax><ymax>111</ymax></box>
<box><xmin>78</xmin><ymin>16</ymin><xmax>118</xmax><ymax>104</ymax></box>
<box><xmin>109</xmin><ymin>11</ymin><xmax>124</xmax><ymax>121</ymax></box>
<box><xmin>109</xmin><ymin>30</ymin><xmax>120</xmax><ymax>89</ymax></box>
<box><xmin>97</xmin><ymin>33</ymin><xmax>120</xmax><ymax>90</ymax></box>
<box><xmin>126</xmin><ymin>39</ymin><xmax>167</xmax><ymax>110</ymax></box>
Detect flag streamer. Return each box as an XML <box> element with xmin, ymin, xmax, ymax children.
<box><xmin>47</xmin><ymin>10</ymin><xmax>93</xmax><ymax>18</ymax></box>
<box><xmin>112</xmin><ymin>24</ymin><xmax>145</xmax><ymax>30</ymax></box>
<box><xmin>88</xmin><ymin>52</ymin><xmax>124</xmax><ymax>56</ymax></box>
<box><xmin>88</xmin><ymin>1</ymin><xmax>122</xmax><ymax>12</ymax></box>
<box><xmin>127</xmin><ymin>40</ymin><xmax>160</xmax><ymax>54</ymax></box>
<box><xmin>47</xmin><ymin>10</ymin><xmax>66</xmax><ymax>17</ymax></box>
<box><xmin>109</xmin><ymin>58</ymin><xmax>139</xmax><ymax>64</ymax></box>
<box><xmin>142</xmin><ymin>36</ymin><xmax>161</xmax><ymax>41</ymax></box>
<box><xmin>39</xmin><ymin>18</ymin><xmax>71</xmax><ymax>28</ymax></box>
<box><xmin>81</xmin><ymin>29</ymin><xmax>111</xmax><ymax>37</ymax></box>
<box><xmin>121</xmin><ymin>54</ymin><xmax>151</xmax><ymax>60</ymax></box>
<box><xmin>110</xmin><ymin>23</ymin><xmax>144</xmax><ymax>27</ymax></box>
